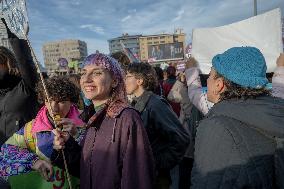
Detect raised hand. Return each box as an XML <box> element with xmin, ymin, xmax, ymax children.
<box><xmin>276</xmin><ymin>53</ymin><xmax>284</xmax><ymax>67</ymax></box>
<box><xmin>185</xmin><ymin>56</ymin><xmax>198</xmax><ymax>69</ymax></box>
<box><xmin>52</xmin><ymin>129</ymin><xmax>70</xmax><ymax>150</ymax></box>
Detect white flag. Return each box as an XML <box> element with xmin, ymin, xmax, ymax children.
<box><xmin>192</xmin><ymin>8</ymin><xmax>283</xmax><ymax>74</ymax></box>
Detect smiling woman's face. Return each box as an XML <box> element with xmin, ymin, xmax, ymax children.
<box><xmin>80</xmin><ymin>64</ymin><xmax>113</xmax><ymax>101</ymax></box>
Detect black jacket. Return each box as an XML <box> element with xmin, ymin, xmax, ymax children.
<box><xmin>0</xmin><ymin>39</ymin><xmax>39</xmax><ymax>145</ymax></box>
<box><xmin>132</xmin><ymin>91</ymin><xmax>190</xmax><ymax>170</ymax></box>
<box><xmin>191</xmin><ymin>96</ymin><xmax>284</xmax><ymax>189</ymax></box>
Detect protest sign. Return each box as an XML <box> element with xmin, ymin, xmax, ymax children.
<box><xmin>0</xmin><ymin>0</ymin><xmax>29</xmax><ymax>38</ymax></box>
<box><xmin>192</xmin><ymin>8</ymin><xmax>283</xmax><ymax>74</ymax></box>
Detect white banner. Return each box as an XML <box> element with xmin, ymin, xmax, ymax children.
<box><xmin>0</xmin><ymin>0</ymin><xmax>29</xmax><ymax>39</ymax></box>
<box><xmin>192</xmin><ymin>8</ymin><xmax>283</xmax><ymax>74</ymax></box>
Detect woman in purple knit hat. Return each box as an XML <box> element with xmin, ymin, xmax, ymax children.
<box><xmin>51</xmin><ymin>53</ymin><xmax>155</xmax><ymax>189</ymax></box>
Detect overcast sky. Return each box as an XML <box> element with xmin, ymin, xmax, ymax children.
<box><xmin>26</xmin><ymin>0</ymin><xmax>284</xmax><ymax>64</ymax></box>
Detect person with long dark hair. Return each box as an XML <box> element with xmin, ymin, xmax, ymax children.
<box><xmin>0</xmin><ymin>19</ymin><xmax>39</xmax><ymax>146</ymax></box>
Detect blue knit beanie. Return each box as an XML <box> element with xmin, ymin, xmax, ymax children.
<box><xmin>212</xmin><ymin>47</ymin><xmax>268</xmax><ymax>88</ymax></box>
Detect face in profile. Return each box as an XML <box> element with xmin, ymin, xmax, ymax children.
<box><xmin>207</xmin><ymin>68</ymin><xmax>225</xmax><ymax>103</ymax></box>
<box><xmin>125</xmin><ymin>72</ymin><xmax>140</xmax><ymax>95</ymax></box>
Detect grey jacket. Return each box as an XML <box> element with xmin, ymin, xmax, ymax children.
<box><xmin>191</xmin><ymin>96</ymin><xmax>284</xmax><ymax>189</ymax></box>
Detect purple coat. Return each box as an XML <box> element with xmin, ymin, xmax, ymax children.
<box><xmin>52</xmin><ymin>107</ymin><xmax>155</xmax><ymax>189</ymax></box>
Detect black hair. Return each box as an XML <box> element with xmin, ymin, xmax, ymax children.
<box><xmin>127</xmin><ymin>63</ymin><xmax>158</xmax><ymax>91</ymax></box>
<box><xmin>36</xmin><ymin>76</ymin><xmax>80</xmax><ymax>104</ymax></box>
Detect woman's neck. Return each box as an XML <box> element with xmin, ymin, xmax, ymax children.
<box><xmin>92</xmin><ymin>99</ymin><xmax>108</xmax><ymax>108</ymax></box>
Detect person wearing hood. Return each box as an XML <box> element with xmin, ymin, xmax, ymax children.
<box><xmin>52</xmin><ymin>53</ymin><xmax>155</xmax><ymax>189</ymax></box>
<box><xmin>0</xmin><ymin>18</ymin><xmax>39</xmax><ymax>146</ymax></box>
<box><xmin>191</xmin><ymin>47</ymin><xmax>284</xmax><ymax>189</ymax></box>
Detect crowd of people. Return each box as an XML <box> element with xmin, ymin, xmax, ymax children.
<box><xmin>0</xmin><ymin>18</ymin><xmax>284</xmax><ymax>189</ymax></box>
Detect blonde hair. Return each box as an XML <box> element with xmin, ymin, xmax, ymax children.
<box><xmin>0</xmin><ymin>46</ymin><xmax>20</xmax><ymax>76</ymax></box>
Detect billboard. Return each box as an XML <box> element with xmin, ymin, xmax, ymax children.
<box><xmin>148</xmin><ymin>42</ymin><xmax>184</xmax><ymax>61</ymax></box>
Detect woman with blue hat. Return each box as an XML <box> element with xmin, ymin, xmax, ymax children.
<box><xmin>190</xmin><ymin>47</ymin><xmax>284</xmax><ymax>189</ymax></box>
<box><xmin>185</xmin><ymin>52</ymin><xmax>284</xmax><ymax>116</ymax></box>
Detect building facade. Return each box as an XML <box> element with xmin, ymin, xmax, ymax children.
<box><xmin>108</xmin><ymin>29</ymin><xmax>186</xmax><ymax>63</ymax></box>
<box><xmin>139</xmin><ymin>29</ymin><xmax>185</xmax><ymax>62</ymax></box>
<box><xmin>108</xmin><ymin>34</ymin><xmax>141</xmax><ymax>59</ymax></box>
<box><xmin>42</xmin><ymin>39</ymin><xmax>88</xmax><ymax>72</ymax></box>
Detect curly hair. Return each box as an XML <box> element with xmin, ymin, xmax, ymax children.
<box><xmin>0</xmin><ymin>46</ymin><xmax>20</xmax><ymax>76</ymax></box>
<box><xmin>36</xmin><ymin>76</ymin><xmax>80</xmax><ymax>104</ymax></box>
<box><xmin>214</xmin><ymin>72</ymin><xmax>271</xmax><ymax>101</ymax></box>
<box><xmin>127</xmin><ymin>63</ymin><xmax>158</xmax><ymax>91</ymax></box>
<box><xmin>68</xmin><ymin>74</ymin><xmax>81</xmax><ymax>89</ymax></box>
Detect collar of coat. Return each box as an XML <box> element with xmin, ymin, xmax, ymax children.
<box><xmin>86</xmin><ymin>101</ymin><xmax>130</xmax><ymax>128</ymax></box>
<box><xmin>132</xmin><ymin>90</ymin><xmax>153</xmax><ymax>113</ymax></box>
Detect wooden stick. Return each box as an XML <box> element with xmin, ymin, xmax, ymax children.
<box><xmin>24</xmin><ymin>36</ymin><xmax>73</xmax><ymax>189</ymax></box>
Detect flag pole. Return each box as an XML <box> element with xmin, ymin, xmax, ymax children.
<box><xmin>23</xmin><ymin>34</ymin><xmax>73</xmax><ymax>189</ymax></box>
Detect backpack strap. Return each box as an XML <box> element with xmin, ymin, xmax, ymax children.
<box><xmin>24</xmin><ymin>121</ymin><xmax>36</xmax><ymax>153</ymax></box>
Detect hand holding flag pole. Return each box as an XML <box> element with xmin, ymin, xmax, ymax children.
<box><xmin>0</xmin><ymin>16</ymin><xmax>73</xmax><ymax>189</ymax></box>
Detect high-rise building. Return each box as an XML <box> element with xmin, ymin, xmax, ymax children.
<box><xmin>108</xmin><ymin>29</ymin><xmax>186</xmax><ymax>63</ymax></box>
<box><xmin>42</xmin><ymin>39</ymin><xmax>88</xmax><ymax>72</ymax></box>
<box><xmin>108</xmin><ymin>34</ymin><xmax>141</xmax><ymax>59</ymax></box>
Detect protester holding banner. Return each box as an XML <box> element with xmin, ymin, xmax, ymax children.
<box><xmin>166</xmin><ymin>72</ymin><xmax>194</xmax><ymax>189</ymax></box>
<box><xmin>185</xmin><ymin>52</ymin><xmax>284</xmax><ymax>116</ymax></box>
<box><xmin>0</xmin><ymin>18</ymin><xmax>39</xmax><ymax>146</ymax></box>
<box><xmin>52</xmin><ymin>53</ymin><xmax>155</xmax><ymax>189</ymax></box>
<box><xmin>272</xmin><ymin>53</ymin><xmax>284</xmax><ymax>99</ymax></box>
<box><xmin>184</xmin><ymin>57</ymin><xmax>213</xmax><ymax>115</ymax></box>
<box><xmin>0</xmin><ymin>76</ymin><xmax>84</xmax><ymax>188</ymax></box>
<box><xmin>184</xmin><ymin>52</ymin><xmax>284</xmax><ymax>187</ymax></box>
<box><xmin>191</xmin><ymin>47</ymin><xmax>284</xmax><ymax>189</ymax></box>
